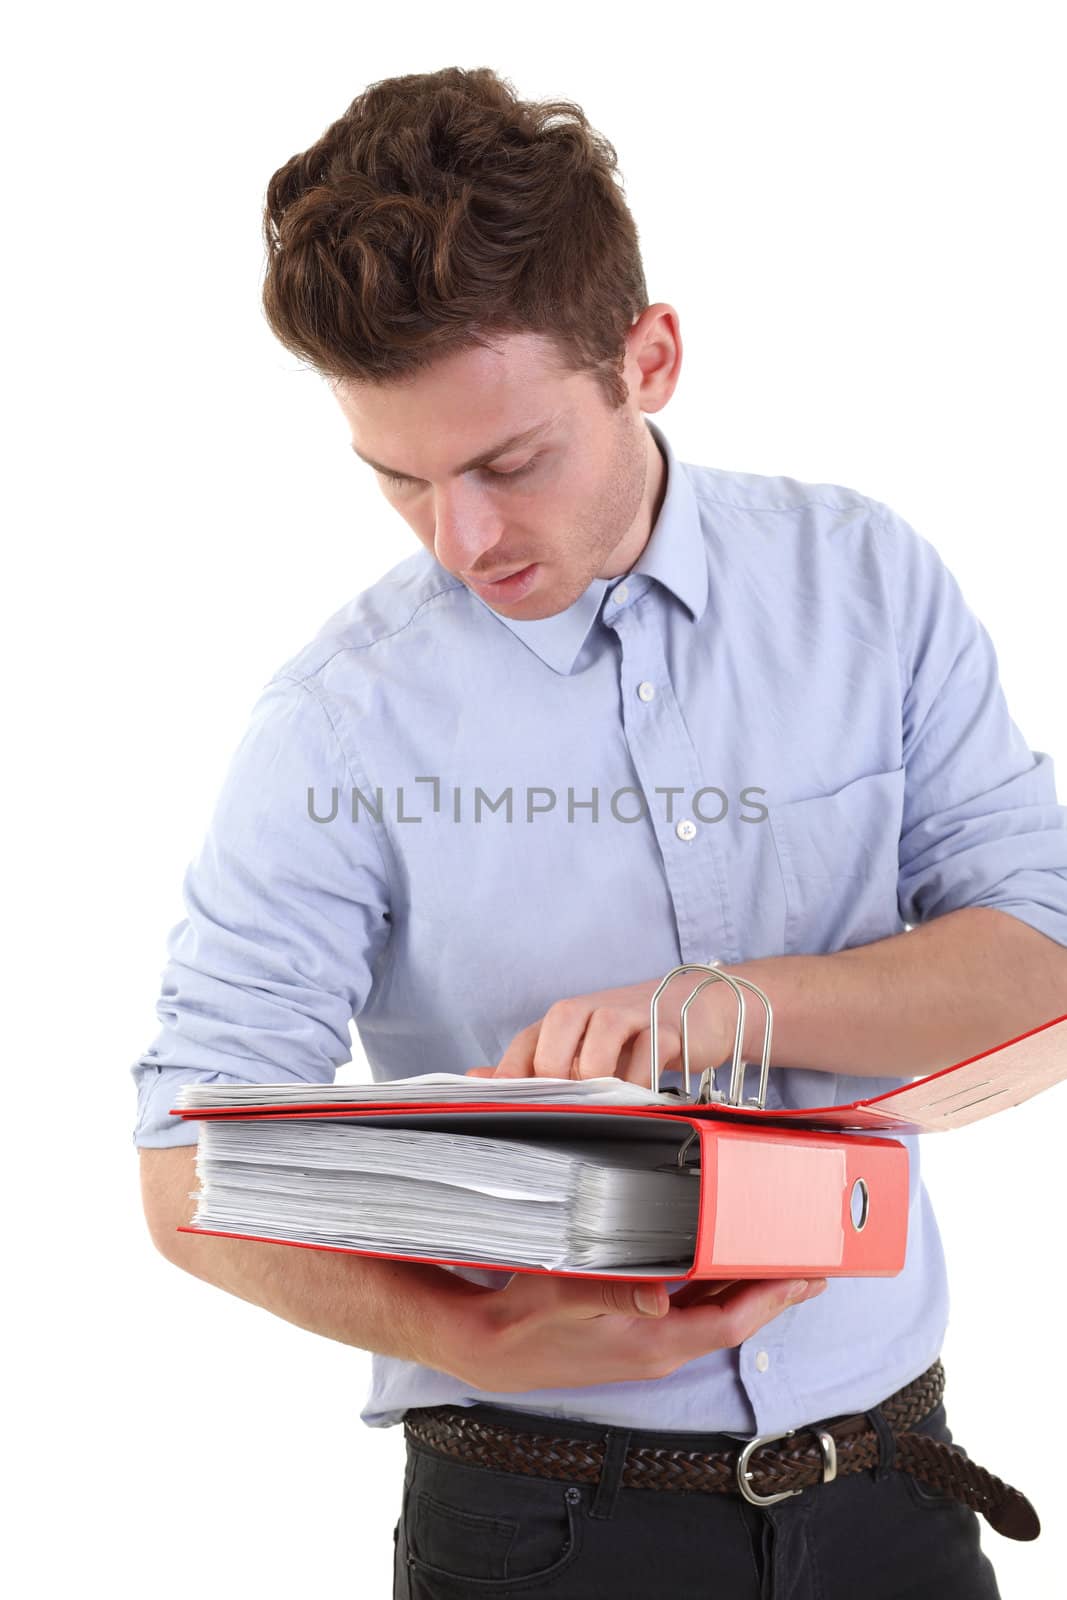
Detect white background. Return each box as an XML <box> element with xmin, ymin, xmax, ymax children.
<box><xmin>6</xmin><ymin>3</ymin><xmax>1065</xmax><ymax>1596</ymax></box>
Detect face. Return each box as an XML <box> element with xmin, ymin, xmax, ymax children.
<box><xmin>332</xmin><ymin>310</ymin><xmax>680</xmax><ymax>620</ymax></box>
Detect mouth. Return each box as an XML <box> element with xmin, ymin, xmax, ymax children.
<box><xmin>465</xmin><ymin>562</ymin><xmax>540</xmax><ymax>600</ymax></box>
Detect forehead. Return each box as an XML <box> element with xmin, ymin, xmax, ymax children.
<box><xmin>336</xmin><ymin>331</ymin><xmax>577</xmax><ymax>416</ymax></box>
<box><xmin>334</xmin><ymin>332</ymin><xmax>582</xmax><ymax>470</ymax></box>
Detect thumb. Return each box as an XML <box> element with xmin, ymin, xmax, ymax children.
<box><xmin>567</xmin><ymin>1279</ymin><xmax>666</xmax><ymax>1318</ymax></box>
<box><xmin>505</xmin><ymin>1273</ymin><xmax>668</xmax><ymax>1320</ymax></box>
<box><xmin>629</xmin><ymin>1281</ymin><xmax>668</xmax><ymax>1317</ymax></box>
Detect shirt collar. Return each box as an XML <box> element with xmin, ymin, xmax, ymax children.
<box><xmin>465</xmin><ymin>417</ymin><xmax>709</xmax><ymax>676</ymax></box>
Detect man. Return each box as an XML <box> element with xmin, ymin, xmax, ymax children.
<box><xmin>134</xmin><ymin>66</ymin><xmax>1067</xmax><ymax>1598</ymax></box>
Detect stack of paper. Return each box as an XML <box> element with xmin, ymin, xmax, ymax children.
<box><xmin>176</xmin><ymin>1072</ymin><xmax>683</xmax><ymax>1109</ymax></box>
<box><xmin>189</xmin><ymin>1115</ymin><xmax>699</xmax><ymax>1270</ymax></box>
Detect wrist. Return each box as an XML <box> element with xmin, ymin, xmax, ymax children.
<box><xmin>415</xmin><ymin>1265</ymin><xmax>495</xmax><ymax>1378</ymax></box>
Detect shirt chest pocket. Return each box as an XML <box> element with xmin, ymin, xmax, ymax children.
<box><xmin>767</xmin><ymin>767</ymin><xmax>907</xmax><ymax>954</ymax></box>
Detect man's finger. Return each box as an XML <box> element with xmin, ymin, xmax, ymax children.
<box><xmin>567</xmin><ymin>1008</ymin><xmax>636</xmax><ymax>1080</ymax></box>
<box><xmin>658</xmin><ymin>1277</ymin><xmax>829</xmax><ymax>1362</ymax></box>
<box><xmin>491</xmin><ymin>1021</ymin><xmax>543</xmax><ymax>1077</ymax></box>
<box><xmin>530</xmin><ymin>1004</ymin><xmax>595</xmax><ymax>1078</ymax></box>
<box><xmin>620</xmin><ymin>1023</ymin><xmax>682</xmax><ymax>1088</ymax></box>
<box><xmin>504</xmin><ymin>1272</ymin><xmax>662</xmax><ymax>1321</ymax></box>
<box><xmin>667</xmin><ymin>1278</ymin><xmax>740</xmax><ymax>1310</ymax></box>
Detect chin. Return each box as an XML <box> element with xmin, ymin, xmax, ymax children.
<box><xmin>491</xmin><ymin>594</ymin><xmax>553</xmax><ymax>619</ymax></box>
<box><xmin>507</xmin><ymin>584</ymin><xmax>577</xmax><ymax>620</ymax></box>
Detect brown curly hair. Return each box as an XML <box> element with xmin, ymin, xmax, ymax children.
<box><xmin>261</xmin><ymin>66</ymin><xmax>649</xmax><ymax>408</ymax></box>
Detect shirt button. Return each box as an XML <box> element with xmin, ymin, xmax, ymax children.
<box><xmin>612</xmin><ymin>583</ymin><xmax>629</xmax><ymax>605</ymax></box>
<box><xmin>676</xmin><ymin>818</ymin><xmax>697</xmax><ymax>841</ymax></box>
<box><xmin>755</xmin><ymin>1350</ymin><xmax>770</xmax><ymax>1373</ymax></box>
<box><xmin>637</xmin><ymin>681</ymin><xmax>656</xmax><ymax>702</ymax></box>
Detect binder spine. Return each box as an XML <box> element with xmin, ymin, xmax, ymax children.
<box><xmin>687</xmin><ymin>1118</ymin><xmax>908</xmax><ymax>1278</ymax></box>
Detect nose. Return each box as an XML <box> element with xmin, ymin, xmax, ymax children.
<box><xmin>431</xmin><ymin>484</ymin><xmax>506</xmax><ymax>576</ymax></box>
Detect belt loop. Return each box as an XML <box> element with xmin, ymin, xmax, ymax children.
<box><xmin>865</xmin><ymin>1405</ymin><xmax>898</xmax><ymax>1482</ymax></box>
<box><xmin>589</xmin><ymin>1427</ymin><xmax>632</xmax><ymax>1520</ymax></box>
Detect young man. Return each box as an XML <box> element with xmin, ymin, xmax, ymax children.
<box><xmin>134</xmin><ymin>67</ymin><xmax>1067</xmax><ymax>1597</ymax></box>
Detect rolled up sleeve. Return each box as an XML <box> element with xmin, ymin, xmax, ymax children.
<box><xmin>130</xmin><ymin>674</ymin><xmax>394</xmax><ymax>1147</ymax></box>
<box><xmin>875</xmin><ymin>504</ymin><xmax>1067</xmax><ymax>944</ymax></box>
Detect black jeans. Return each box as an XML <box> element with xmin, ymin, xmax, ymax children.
<box><xmin>392</xmin><ymin>1396</ymin><xmax>1002</xmax><ymax>1598</ymax></box>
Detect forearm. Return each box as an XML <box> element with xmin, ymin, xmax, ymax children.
<box><xmin>139</xmin><ymin>1146</ymin><xmax>483</xmax><ymax>1370</ymax></box>
<box><xmin>721</xmin><ymin>907</ymin><xmax>1067</xmax><ymax>1080</ymax></box>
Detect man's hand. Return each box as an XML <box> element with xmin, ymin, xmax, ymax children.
<box><xmin>435</xmin><ymin>1269</ymin><xmax>828</xmax><ymax>1393</ymax></box>
<box><xmin>465</xmin><ymin>977</ymin><xmax>737</xmax><ymax>1087</ymax></box>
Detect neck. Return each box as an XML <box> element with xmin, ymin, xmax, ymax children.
<box><xmin>600</xmin><ymin>421</ymin><xmax>668</xmax><ymax>580</ymax></box>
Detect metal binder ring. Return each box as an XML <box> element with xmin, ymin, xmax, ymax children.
<box><xmin>682</xmin><ymin>972</ymin><xmax>774</xmax><ymax>1110</ymax></box>
<box><xmin>649</xmin><ymin>962</ymin><xmax>737</xmax><ymax>1098</ymax></box>
<box><xmin>652</xmin><ymin>960</ymin><xmax>735</xmax><ymax>1100</ymax></box>
<box><xmin>679</xmin><ymin>970</ymin><xmax>748</xmax><ymax>1101</ymax></box>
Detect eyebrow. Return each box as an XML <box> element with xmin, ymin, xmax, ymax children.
<box><xmin>349</xmin><ymin>418</ymin><xmax>556</xmax><ymax>481</ymax></box>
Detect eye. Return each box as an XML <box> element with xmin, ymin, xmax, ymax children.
<box><xmin>378</xmin><ymin>457</ymin><xmax>541</xmax><ymax>490</ymax></box>
<box><xmin>486</xmin><ymin>457</ymin><xmax>539</xmax><ymax>481</ymax></box>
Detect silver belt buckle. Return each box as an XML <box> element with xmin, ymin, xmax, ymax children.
<box><xmin>735</xmin><ymin>1426</ymin><xmax>838</xmax><ymax>1507</ymax></box>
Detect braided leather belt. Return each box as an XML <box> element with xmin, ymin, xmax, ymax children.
<box><xmin>403</xmin><ymin>1360</ymin><xmax>1040</xmax><ymax>1542</ymax></box>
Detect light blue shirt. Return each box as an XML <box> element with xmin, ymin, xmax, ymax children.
<box><xmin>131</xmin><ymin>417</ymin><xmax>1067</xmax><ymax>1435</ymax></box>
